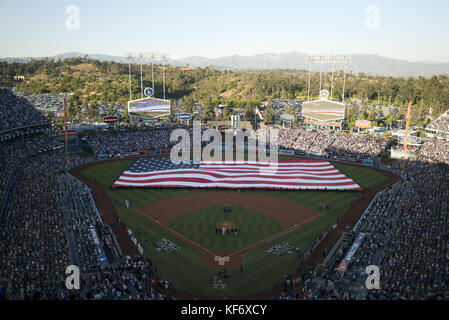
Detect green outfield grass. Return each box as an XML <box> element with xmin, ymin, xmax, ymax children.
<box><xmin>170</xmin><ymin>204</ymin><xmax>283</xmax><ymax>251</ymax></box>
<box><xmin>79</xmin><ymin>156</ymin><xmax>389</xmax><ymax>297</ymax></box>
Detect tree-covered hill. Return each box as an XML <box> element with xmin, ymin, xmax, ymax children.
<box><xmin>1</xmin><ymin>57</ymin><xmax>448</xmax><ymax>126</ymax></box>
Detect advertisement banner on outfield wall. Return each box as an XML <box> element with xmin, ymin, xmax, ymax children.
<box><xmin>279</xmin><ymin>149</ymin><xmax>295</xmax><ymax>155</ymax></box>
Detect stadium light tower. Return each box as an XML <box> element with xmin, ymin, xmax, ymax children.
<box><xmin>149</xmin><ymin>52</ymin><xmax>156</xmax><ymax>92</ymax></box>
<box><xmin>330</xmin><ymin>55</ymin><xmax>336</xmax><ymax>100</ymax></box>
<box><xmin>128</xmin><ymin>52</ymin><xmax>147</xmax><ymax>99</ymax></box>
<box><xmin>141</xmin><ymin>52</ymin><xmax>154</xmax><ymax>96</ymax></box>
<box><xmin>305</xmin><ymin>54</ymin><xmax>352</xmax><ymax>103</ymax></box>
<box><xmin>159</xmin><ymin>52</ymin><xmax>170</xmax><ymax>100</ymax></box>
<box><xmin>127</xmin><ymin>51</ymin><xmax>170</xmax><ymax>100</ymax></box>
<box><xmin>139</xmin><ymin>53</ymin><xmax>144</xmax><ymax>99</ymax></box>
<box><xmin>126</xmin><ymin>53</ymin><xmax>133</xmax><ymax>101</ymax></box>
<box><xmin>341</xmin><ymin>54</ymin><xmax>352</xmax><ymax>103</ymax></box>
<box><xmin>306</xmin><ymin>56</ymin><xmax>312</xmax><ymax>101</ymax></box>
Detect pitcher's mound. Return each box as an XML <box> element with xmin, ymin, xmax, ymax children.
<box><xmin>216</xmin><ymin>221</ymin><xmax>236</xmax><ymax>230</ymax></box>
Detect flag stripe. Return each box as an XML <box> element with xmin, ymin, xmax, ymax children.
<box><xmin>113</xmin><ymin>159</ymin><xmax>362</xmax><ymax>191</ymax></box>
<box><xmin>113</xmin><ymin>180</ymin><xmax>360</xmax><ymax>190</ymax></box>
<box><xmin>121</xmin><ymin>167</ymin><xmax>341</xmax><ymax>176</ymax></box>
<box><xmin>119</xmin><ymin>170</ymin><xmax>347</xmax><ymax>180</ymax></box>
<box><xmin>117</xmin><ymin>172</ymin><xmax>352</xmax><ymax>182</ymax></box>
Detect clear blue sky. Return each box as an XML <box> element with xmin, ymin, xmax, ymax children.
<box><xmin>1</xmin><ymin>0</ymin><xmax>448</xmax><ymax>62</ymax></box>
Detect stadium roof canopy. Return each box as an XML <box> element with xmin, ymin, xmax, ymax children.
<box><xmin>302</xmin><ymin>99</ymin><xmax>346</xmax><ymax>122</ymax></box>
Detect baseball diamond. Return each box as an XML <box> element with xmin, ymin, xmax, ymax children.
<box><xmin>70</xmin><ymin>153</ymin><xmax>399</xmax><ymax>297</ymax></box>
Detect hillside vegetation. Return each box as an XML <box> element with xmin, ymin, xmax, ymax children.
<box><xmin>1</xmin><ymin>57</ymin><xmax>448</xmax><ymax>127</ymax></box>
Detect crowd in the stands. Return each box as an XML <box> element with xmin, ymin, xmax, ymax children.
<box><xmin>416</xmin><ymin>138</ymin><xmax>449</xmax><ymax>164</ymax></box>
<box><xmin>427</xmin><ymin>109</ymin><xmax>449</xmax><ymax>133</ymax></box>
<box><xmin>257</xmin><ymin>126</ymin><xmax>390</xmax><ymax>160</ymax></box>
<box><xmin>0</xmin><ymin>88</ymin><xmax>48</xmax><ymax>132</ymax></box>
<box><xmin>12</xmin><ymin>90</ymin><xmax>71</xmax><ymax>114</ymax></box>
<box><xmin>275</xmin><ymin>159</ymin><xmax>449</xmax><ymax>300</ymax></box>
<box><xmin>85</xmin><ymin>125</ymin><xmax>213</xmax><ymax>155</ymax></box>
<box><xmin>86</xmin><ymin>128</ymin><xmax>173</xmax><ymax>154</ymax></box>
<box><xmin>0</xmin><ymin>134</ymin><xmax>62</xmax><ymax>208</ymax></box>
<box><xmin>0</xmin><ymin>89</ymin><xmax>171</xmax><ymax>299</ymax></box>
<box><xmin>0</xmin><ymin>135</ymin><xmax>171</xmax><ymax>300</ymax></box>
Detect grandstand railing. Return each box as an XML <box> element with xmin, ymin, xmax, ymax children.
<box><xmin>70</xmin><ymin>175</ymin><xmax>104</xmax><ymax>225</ymax></box>
<box><xmin>351</xmin><ymin>193</ymin><xmax>380</xmax><ymax>233</ymax></box>
<box><xmin>69</xmin><ymin>175</ymin><xmax>124</xmax><ymax>259</ymax></box>
<box><xmin>0</xmin><ymin>122</ymin><xmax>50</xmax><ymax>136</ymax></box>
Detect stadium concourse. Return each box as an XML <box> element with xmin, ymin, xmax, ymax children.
<box><xmin>1</xmin><ymin>87</ymin><xmax>449</xmax><ymax>300</ymax></box>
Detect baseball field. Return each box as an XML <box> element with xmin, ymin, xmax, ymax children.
<box><xmin>75</xmin><ymin>155</ymin><xmax>393</xmax><ymax>298</ymax></box>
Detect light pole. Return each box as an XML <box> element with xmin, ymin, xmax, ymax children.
<box><xmin>127</xmin><ymin>53</ymin><xmax>133</xmax><ymax>101</ymax></box>
<box><xmin>306</xmin><ymin>56</ymin><xmax>312</xmax><ymax>101</ymax></box>
<box><xmin>140</xmin><ymin>53</ymin><xmax>144</xmax><ymax>99</ymax></box>
<box><xmin>331</xmin><ymin>56</ymin><xmax>335</xmax><ymax>100</ymax></box>
<box><xmin>342</xmin><ymin>57</ymin><xmax>349</xmax><ymax>103</ymax></box>
<box><xmin>151</xmin><ymin>53</ymin><xmax>155</xmax><ymax>93</ymax></box>
<box><xmin>160</xmin><ymin>52</ymin><xmax>169</xmax><ymax>100</ymax></box>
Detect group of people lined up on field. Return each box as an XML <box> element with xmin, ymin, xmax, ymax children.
<box><xmin>214</xmin><ymin>226</ymin><xmax>238</xmax><ymax>236</ymax></box>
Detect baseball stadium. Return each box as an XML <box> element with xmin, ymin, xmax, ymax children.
<box><xmin>70</xmin><ymin>149</ymin><xmax>398</xmax><ymax>298</ymax></box>
<box><xmin>1</xmin><ymin>0</ymin><xmax>449</xmax><ymax>308</ymax></box>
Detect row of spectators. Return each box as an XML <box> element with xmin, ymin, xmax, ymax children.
<box><xmin>0</xmin><ymin>88</ymin><xmax>48</xmax><ymax>132</ymax></box>
<box><xmin>427</xmin><ymin>109</ymin><xmax>449</xmax><ymax>133</ymax></box>
<box><xmin>257</xmin><ymin>126</ymin><xmax>390</xmax><ymax>160</ymax></box>
<box><xmin>85</xmin><ymin>125</ymin><xmax>213</xmax><ymax>155</ymax></box>
<box><xmin>416</xmin><ymin>138</ymin><xmax>449</xmax><ymax>164</ymax></box>
<box><xmin>12</xmin><ymin>90</ymin><xmax>70</xmax><ymax>113</ymax></box>
<box><xmin>83</xmin><ymin>256</ymin><xmax>171</xmax><ymax>300</ymax></box>
<box><xmin>86</xmin><ymin>128</ymin><xmax>174</xmax><ymax>154</ymax></box>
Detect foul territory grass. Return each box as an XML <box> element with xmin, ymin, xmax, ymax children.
<box><xmin>79</xmin><ymin>157</ymin><xmax>389</xmax><ymax>296</ymax></box>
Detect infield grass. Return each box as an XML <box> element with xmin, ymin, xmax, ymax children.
<box><xmin>170</xmin><ymin>204</ymin><xmax>283</xmax><ymax>251</ymax></box>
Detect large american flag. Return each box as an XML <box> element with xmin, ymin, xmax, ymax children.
<box><xmin>113</xmin><ymin>158</ymin><xmax>362</xmax><ymax>191</ymax></box>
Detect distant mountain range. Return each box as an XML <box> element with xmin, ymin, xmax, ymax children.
<box><xmin>2</xmin><ymin>51</ymin><xmax>449</xmax><ymax>77</ymax></box>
